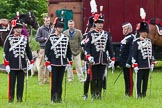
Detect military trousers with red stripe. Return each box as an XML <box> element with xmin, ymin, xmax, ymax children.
<box><xmin>122</xmin><ymin>67</ymin><xmax>133</xmax><ymax>96</ymax></box>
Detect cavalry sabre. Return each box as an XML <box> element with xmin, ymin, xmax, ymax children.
<box><xmin>114</xmin><ymin>69</ymin><xmax>122</xmax><ymax>85</ymax></box>
<box><xmin>25</xmin><ymin>59</ymin><xmax>30</xmax><ymax>101</ymax></box>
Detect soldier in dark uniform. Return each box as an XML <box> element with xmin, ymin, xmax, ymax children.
<box><xmin>85</xmin><ymin>13</ymin><xmax>115</xmax><ymax>100</ymax></box>
<box><xmin>3</xmin><ymin>18</ymin><xmax>34</xmax><ymax>103</ymax></box>
<box><xmin>45</xmin><ymin>17</ymin><xmax>72</xmax><ymax>103</ymax></box>
<box><xmin>131</xmin><ymin>21</ymin><xmax>154</xmax><ymax>98</ymax></box>
<box><xmin>119</xmin><ymin>22</ymin><xmax>135</xmax><ymax>96</ymax></box>
<box><xmin>81</xmin><ymin>15</ymin><xmax>95</xmax><ymax>100</ymax></box>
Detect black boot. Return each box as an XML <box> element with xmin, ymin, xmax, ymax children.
<box><xmin>8</xmin><ymin>94</ymin><xmax>14</xmax><ymax>103</ymax></box>
<box><xmin>57</xmin><ymin>94</ymin><xmax>62</xmax><ymax>103</ymax></box>
<box><xmin>102</xmin><ymin>77</ymin><xmax>107</xmax><ymax>94</ymax></box>
<box><xmin>125</xmin><ymin>91</ymin><xmax>129</xmax><ymax>97</ymax></box>
<box><xmin>83</xmin><ymin>80</ymin><xmax>90</xmax><ymax>100</ymax></box>
<box><xmin>8</xmin><ymin>98</ymin><xmax>14</xmax><ymax>103</ymax></box>
<box><xmin>91</xmin><ymin>80</ymin><xmax>97</xmax><ymax>101</ymax></box>
<box><xmin>142</xmin><ymin>92</ymin><xmax>146</xmax><ymax>98</ymax></box>
<box><xmin>102</xmin><ymin>77</ymin><xmax>106</xmax><ymax>90</ymax></box>
<box><xmin>17</xmin><ymin>95</ymin><xmax>23</xmax><ymax>102</ymax></box>
<box><xmin>51</xmin><ymin>93</ymin><xmax>57</xmax><ymax>103</ymax></box>
<box><xmin>96</xmin><ymin>80</ymin><xmax>102</xmax><ymax>100</ymax></box>
<box><xmin>17</xmin><ymin>97</ymin><xmax>22</xmax><ymax>102</ymax></box>
<box><xmin>137</xmin><ymin>93</ymin><xmax>142</xmax><ymax>98</ymax></box>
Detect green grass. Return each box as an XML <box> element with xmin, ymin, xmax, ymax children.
<box><xmin>0</xmin><ymin>66</ymin><xmax>162</xmax><ymax>108</ymax></box>
<box><xmin>0</xmin><ymin>47</ymin><xmax>4</xmax><ymax>64</ymax></box>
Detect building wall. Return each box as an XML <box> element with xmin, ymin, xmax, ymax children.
<box><xmin>48</xmin><ymin>0</ymin><xmax>162</xmax><ymax>42</ymax></box>
<box><xmin>83</xmin><ymin>0</ymin><xmax>162</xmax><ymax>43</ymax></box>
<box><xmin>48</xmin><ymin>1</ymin><xmax>83</xmax><ymax>31</ymax></box>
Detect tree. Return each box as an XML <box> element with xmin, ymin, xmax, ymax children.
<box><xmin>0</xmin><ymin>0</ymin><xmax>48</xmax><ymax>24</ymax></box>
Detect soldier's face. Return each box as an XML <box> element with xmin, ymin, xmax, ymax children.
<box><xmin>139</xmin><ymin>32</ymin><xmax>148</xmax><ymax>38</ymax></box>
<box><xmin>14</xmin><ymin>28</ymin><xmax>22</xmax><ymax>35</ymax></box>
<box><xmin>56</xmin><ymin>27</ymin><xmax>63</xmax><ymax>33</ymax></box>
<box><xmin>95</xmin><ymin>23</ymin><xmax>104</xmax><ymax>29</ymax></box>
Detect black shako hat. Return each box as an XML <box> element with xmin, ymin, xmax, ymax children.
<box><xmin>87</xmin><ymin>16</ymin><xmax>95</xmax><ymax>28</ymax></box>
<box><xmin>138</xmin><ymin>22</ymin><xmax>149</xmax><ymax>33</ymax></box>
<box><xmin>53</xmin><ymin>17</ymin><xmax>64</xmax><ymax>28</ymax></box>
<box><xmin>11</xmin><ymin>18</ymin><xmax>23</xmax><ymax>28</ymax></box>
<box><xmin>93</xmin><ymin>13</ymin><xmax>104</xmax><ymax>23</ymax></box>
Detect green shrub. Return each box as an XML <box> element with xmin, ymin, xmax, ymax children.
<box><xmin>29</xmin><ymin>36</ymin><xmax>40</xmax><ymax>51</ymax></box>
<box><xmin>0</xmin><ymin>47</ymin><xmax>4</xmax><ymax>64</ymax></box>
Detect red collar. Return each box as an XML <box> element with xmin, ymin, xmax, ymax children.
<box><xmin>95</xmin><ymin>29</ymin><xmax>102</xmax><ymax>32</ymax></box>
<box><xmin>14</xmin><ymin>33</ymin><xmax>20</xmax><ymax>37</ymax></box>
<box><xmin>139</xmin><ymin>36</ymin><xmax>146</xmax><ymax>40</ymax></box>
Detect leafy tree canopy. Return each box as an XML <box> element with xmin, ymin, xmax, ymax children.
<box><xmin>0</xmin><ymin>0</ymin><xmax>48</xmax><ymax>24</ymax></box>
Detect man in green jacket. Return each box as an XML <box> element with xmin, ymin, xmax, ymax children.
<box><xmin>63</xmin><ymin>20</ymin><xmax>84</xmax><ymax>82</ymax></box>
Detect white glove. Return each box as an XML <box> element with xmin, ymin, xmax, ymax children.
<box><xmin>28</xmin><ymin>64</ymin><xmax>34</xmax><ymax>70</ymax></box>
<box><xmin>81</xmin><ymin>39</ymin><xmax>86</xmax><ymax>45</ymax></box>
<box><xmin>110</xmin><ymin>61</ymin><xmax>115</xmax><ymax>68</ymax></box>
<box><xmin>47</xmin><ymin>65</ymin><xmax>52</xmax><ymax>72</ymax></box>
<box><xmin>88</xmin><ymin>56</ymin><xmax>95</xmax><ymax>63</ymax></box>
<box><xmin>65</xmin><ymin>64</ymin><xmax>72</xmax><ymax>71</ymax></box>
<box><xmin>6</xmin><ymin>65</ymin><xmax>10</xmax><ymax>74</ymax></box>
<box><xmin>150</xmin><ymin>64</ymin><xmax>154</xmax><ymax>72</ymax></box>
<box><xmin>134</xmin><ymin>67</ymin><xmax>139</xmax><ymax>73</ymax></box>
<box><xmin>126</xmin><ymin>63</ymin><xmax>131</xmax><ymax>68</ymax></box>
<box><xmin>110</xmin><ymin>61</ymin><xmax>115</xmax><ymax>73</ymax></box>
<box><xmin>108</xmin><ymin>61</ymin><xmax>114</xmax><ymax>68</ymax></box>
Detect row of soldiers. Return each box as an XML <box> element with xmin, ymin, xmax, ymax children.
<box><xmin>81</xmin><ymin>12</ymin><xmax>155</xmax><ymax>100</ymax></box>
<box><xmin>3</xmin><ymin>12</ymin><xmax>155</xmax><ymax>103</ymax></box>
<box><xmin>119</xmin><ymin>21</ymin><xmax>155</xmax><ymax>98</ymax></box>
<box><xmin>3</xmin><ymin>16</ymin><xmax>73</xmax><ymax>103</ymax></box>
